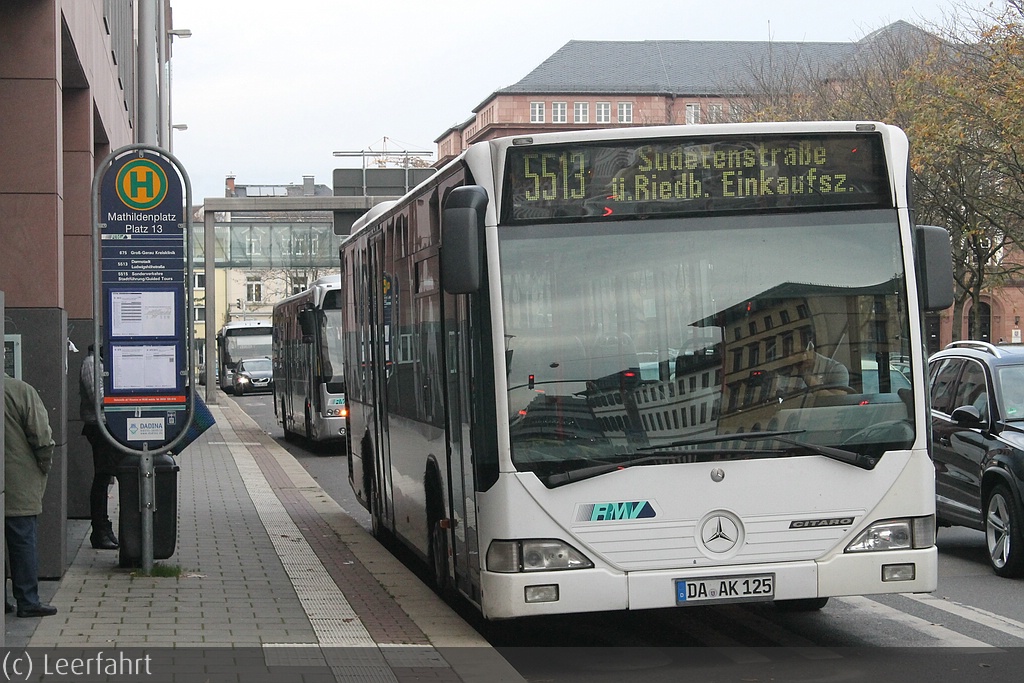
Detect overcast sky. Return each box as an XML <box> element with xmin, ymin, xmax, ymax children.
<box><xmin>169</xmin><ymin>1</ymin><xmax>973</xmax><ymax>201</ymax></box>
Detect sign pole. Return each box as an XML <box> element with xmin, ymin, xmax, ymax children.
<box><xmin>140</xmin><ymin>443</ymin><xmax>154</xmax><ymax>575</ymax></box>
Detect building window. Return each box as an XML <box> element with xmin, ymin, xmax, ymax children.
<box><xmin>686</xmin><ymin>103</ymin><xmax>701</xmax><ymax>125</ymax></box>
<box><xmin>596</xmin><ymin>102</ymin><xmax>611</xmax><ymax>124</ymax></box>
<box><xmin>707</xmin><ymin>103</ymin><xmax>724</xmax><ymax>123</ymax></box>
<box><xmin>246</xmin><ymin>276</ymin><xmax>263</xmax><ymax>303</ymax></box>
<box><xmin>530</xmin><ymin>102</ymin><xmax>545</xmax><ymax>123</ymax></box>
<box><xmin>193</xmin><ymin>272</ymin><xmax>205</xmax><ymax>290</ymax></box>
<box><xmin>574</xmin><ymin>102</ymin><xmax>589</xmax><ymax>123</ymax></box>
<box><xmin>552</xmin><ymin>102</ymin><xmax>567</xmax><ymax>123</ymax></box>
<box><xmin>290</xmin><ymin>275</ymin><xmax>308</xmax><ymax>295</ymax></box>
<box><xmin>194</xmin><ymin>306</ymin><xmax>205</xmax><ymax>322</ymax></box>
<box><xmin>617</xmin><ymin>102</ymin><xmax>633</xmax><ymax>123</ymax></box>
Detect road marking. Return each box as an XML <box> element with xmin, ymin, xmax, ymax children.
<box><xmin>901</xmin><ymin>593</ymin><xmax>1024</xmax><ymax>641</ymax></box>
<box><xmin>836</xmin><ymin>596</ymin><xmax>992</xmax><ymax>647</ymax></box>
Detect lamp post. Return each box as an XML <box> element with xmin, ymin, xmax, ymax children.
<box><xmin>166</xmin><ymin>28</ymin><xmax>191</xmax><ymax>151</ymax></box>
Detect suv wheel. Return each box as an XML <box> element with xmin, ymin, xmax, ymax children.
<box><xmin>985</xmin><ymin>484</ymin><xmax>1024</xmax><ymax>578</ymax></box>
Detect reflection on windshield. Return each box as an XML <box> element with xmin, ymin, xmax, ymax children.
<box><xmin>500</xmin><ymin>210</ymin><xmax>915</xmax><ymax>484</ymax></box>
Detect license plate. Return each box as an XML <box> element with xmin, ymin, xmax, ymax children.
<box><xmin>676</xmin><ymin>573</ymin><xmax>775</xmax><ymax>604</ymax></box>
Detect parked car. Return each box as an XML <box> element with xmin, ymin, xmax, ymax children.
<box><xmin>927</xmin><ymin>340</ymin><xmax>1024</xmax><ymax>577</ymax></box>
<box><xmin>232</xmin><ymin>357</ymin><xmax>273</xmax><ymax>396</ymax></box>
<box><xmin>856</xmin><ymin>357</ymin><xmax>913</xmax><ymax>394</ymax></box>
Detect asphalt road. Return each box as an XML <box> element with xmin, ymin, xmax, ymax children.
<box><xmin>229</xmin><ymin>390</ymin><xmax>1024</xmax><ymax>681</ymax></box>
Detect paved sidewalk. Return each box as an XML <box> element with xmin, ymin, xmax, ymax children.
<box><xmin>5</xmin><ymin>399</ymin><xmax>524</xmax><ymax>682</ymax></box>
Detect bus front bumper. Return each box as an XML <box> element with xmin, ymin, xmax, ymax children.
<box><xmin>479</xmin><ymin>547</ymin><xmax>937</xmax><ymax>620</ymax></box>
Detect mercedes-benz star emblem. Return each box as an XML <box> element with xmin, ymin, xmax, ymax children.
<box><xmin>700</xmin><ymin>515</ymin><xmax>740</xmax><ymax>554</ymax></box>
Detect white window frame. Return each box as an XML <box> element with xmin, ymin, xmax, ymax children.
<box><xmin>290</xmin><ymin>275</ymin><xmax>309</xmax><ymax>296</ymax></box>
<box><xmin>596</xmin><ymin>102</ymin><xmax>611</xmax><ymax>124</ymax></box>
<box><xmin>552</xmin><ymin>101</ymin><xmax>567</xmax><ymax>124</ymax></box>
<box><xmin>686</xmin><ymin>103</ymin><xmax>701</xmax><ymax>125</ymax></box>
<box><xmin>617</xmin><ymin>102</ymin><xmax>633</xmax><ymax>123</ymax></box>
<box><xmin>707</xmin><ymin>103</ymin><xmax>723</xmax><ymax>123</ymax></box>
<box><xmin>530</xmin><ymin>101</ymin><xmax>545</xmax><ymax>123</ymax></box>
<box><xmin>246</xmin><ymin>276</ymin><xmax>263</xmax><ymax>303</ymax></box>
<box><xmin>574</xmin><ymin>102</ymin><xmax>589</xmax><ymax>123</ymax></box>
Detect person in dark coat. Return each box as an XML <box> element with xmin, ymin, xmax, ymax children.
<box><xmin>4</xmin><ymin>372</ymin><xmax>58</xmax><ymax>617</ymax></box>
<box><xmin>80</xmin><ymin>344</ymin><xmax>119</xmax><ymax>549</ymax></box>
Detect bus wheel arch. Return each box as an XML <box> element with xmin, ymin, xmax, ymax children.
<box><xmin>280</xmin><ymin>397</ymin><xmax>294</xmax><ymax>441</ymax></box>
<box><xmin>425</xmin><ymin>459</ymin><xmax>450</xmax><ymax>595</ymax></box>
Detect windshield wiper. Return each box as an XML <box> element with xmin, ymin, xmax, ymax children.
<box><xmin>541</xmin><ymin>431</ymin><xmax>878</xmax><ymax>487</ymax></box>
<box><xmin>637</xmin><ymin>429</ymin><xmax>878</xmax><ymax>470</ymax></box>
<box><xmin>543</xmin><ymin>454</ymin><xmax>687</xmax><ymax>487</ymax></box>
<box><xmin>636</xmin><ymin>429</ymin><xmax>807</xmax><ymax>451</ymax></box>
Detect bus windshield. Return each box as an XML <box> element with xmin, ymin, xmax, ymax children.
<box><xmin>499</xmin><ymin>209</ymin><xmax>914</xmax><ymax>484</ymax></box>
<box><xmin>321</xmin><ymin>308</ymin><xmax>345</xmax><ymax>386</ymax></box>
<box><xmin>223</xmin><ymin>331</ymin><xmax>272</xmax><ymax>368</ymax></box>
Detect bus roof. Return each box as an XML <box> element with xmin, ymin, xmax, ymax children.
<box><xmin>218</xmin><ymin>319</ymin><xmax>272</xmax><ymax>335</ymax></box>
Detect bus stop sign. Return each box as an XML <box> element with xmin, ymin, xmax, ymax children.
<box><xmin>96</xmin><ymin>147</ymin><xmax>190</xmax><ymax>451</ymax></box>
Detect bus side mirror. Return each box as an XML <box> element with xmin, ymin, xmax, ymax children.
<box><xmin>441</xmin><ymin>185</ymin><xmax>489</xmax><ymax>294</ymax></box>
<box><xmin>298</xmin><ymin>308</ymin><xmax>316</xmax><ymax>344</ymax></box>
<box><xmin>916</xmin><ymin>225</ymin><xmax>954</xmax><ymax>312</ymax></box>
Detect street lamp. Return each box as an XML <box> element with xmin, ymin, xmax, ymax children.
<box><xmin>165</xmin><ymin>28</ymin><xmax>192</xmax><ymax>151</ymax></box>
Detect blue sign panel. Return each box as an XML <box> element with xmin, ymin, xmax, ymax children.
<box><xmin>98</xmin><ymin>149</ymin><xmax>189</xmax><ymax>450</ymax></box>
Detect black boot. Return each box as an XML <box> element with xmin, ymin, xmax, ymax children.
<box><xmin>91</xmin><ymin>522</ymin><xmax>118</xmax><ymax>550</ymax></box>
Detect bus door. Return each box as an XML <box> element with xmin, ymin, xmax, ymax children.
<box><xmin>443</xmin><ymin>292</ymin><xmax>480</xmax><ymax>599</ymax></box>
<box><xmin>368</xmin><ymin>237</ymin><xmax>394</xmax><ymax>530</ymax></box>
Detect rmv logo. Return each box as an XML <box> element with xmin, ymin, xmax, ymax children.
<box><xmin>579</xmin><ymin>501</ymin><xmax>656</xmax><ymax>522</ymax></box>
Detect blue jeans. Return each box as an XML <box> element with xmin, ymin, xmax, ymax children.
<box><xmin>5</xmin><ymin>515</ymin><xmax>41</xmax><ymax>609</ymax></box>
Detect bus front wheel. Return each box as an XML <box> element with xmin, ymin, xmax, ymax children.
<box><xmin>775</xmin><ymin>597</ymin><xmax>829</xmax><ymax>612</ymax></box>
<box><xmin>430</xmin><ymin>519</ymin><xmax>450</xmax><ymax>596</ymax></box>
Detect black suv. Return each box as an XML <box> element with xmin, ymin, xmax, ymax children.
<box><xmin>928</xmin><ymin>341</ymin><xmax>1024</xmax><ymax>577</ymax></box>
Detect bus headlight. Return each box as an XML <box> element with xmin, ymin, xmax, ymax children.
<box><xmin>845</xmin><ymin>516</ymin><xmax>934</xmax><ymax>552</ymax></box>
<box><xmin>486</xmin><ymin>539</ymin><xmax>593</xmax><ymax>573</ymax></box>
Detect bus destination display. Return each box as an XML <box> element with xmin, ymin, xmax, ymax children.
<box><xmin>503</xmin><ymin>133</ymin><xmax>892</xmax><ymax>222</ymax></box>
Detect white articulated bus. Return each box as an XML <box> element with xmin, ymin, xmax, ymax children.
<box><xmin>339</xmin><ymin>122</ymin><xmax>954</xmax><ymax>620</ymax></box>
<box><xmin>271</xmin><ymin>274</ymin><xmax>348</xmax><ymax>445</ymax></box>
<box><xmin>216</xmin><ymin>319</ymin><xmax>272</xmax><ymax>392</ymax></box>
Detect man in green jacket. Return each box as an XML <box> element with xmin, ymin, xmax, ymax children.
<box><xmin>3</xmin><ymin>372</ymin><xmax>57</xmax><ymax>618</ymax></box>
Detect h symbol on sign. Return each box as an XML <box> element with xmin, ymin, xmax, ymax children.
<box><xmin>130</xmin><ymin>169</ymin><xmax>156</xmax><ymax>197</ymax></box>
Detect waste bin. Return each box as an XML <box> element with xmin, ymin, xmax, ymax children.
<box><xmin>116</xmin><ymin>452</ymin><xmax>180</xmax><ymax>568</ymax></box>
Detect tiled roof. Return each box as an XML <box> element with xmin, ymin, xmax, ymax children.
<box><xmin>479</xmin><ymin>21</ymin><xmax>927</xmax><ymax>105</ymax></box>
